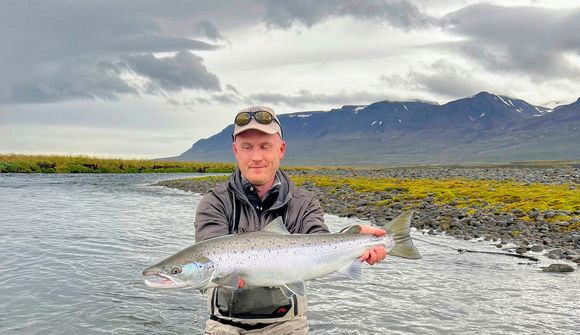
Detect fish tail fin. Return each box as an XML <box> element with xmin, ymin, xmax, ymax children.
<box><xmin>383</xmin><ymin>210</ymin><xmax>422</xmax><ymax>259</ymax></box>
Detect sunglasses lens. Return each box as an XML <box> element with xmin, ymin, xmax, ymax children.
<box><xmin>235</xmin><ymin>112</ymin><xmax>251</xmax><ymax>126</ymax></box>
<box><xmin>254</xmin><ymin>111</ymin><xmax>273</xmax><ymax>124</ymax></box>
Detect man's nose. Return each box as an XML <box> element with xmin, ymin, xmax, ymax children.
<box><xmin>250</xmin><ymin>150</ymin><xmax>263</xmax><ymax>161</ymax></box>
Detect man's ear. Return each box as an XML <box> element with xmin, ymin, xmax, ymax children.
<box><xmin>232</xmin><ymin>142</ymin><xmax>238</xmax><ymax>158</ymax></box>
<box><xmin>279</xmin><ymin>140</ymin><xmax>286</xmax><ymax>159</ymax></box>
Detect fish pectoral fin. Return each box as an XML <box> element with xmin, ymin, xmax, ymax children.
<box><xmin>337</xmin><ymin>259</ymin><xmax>362</xmax><ymax>280</ymax></box>
<box><xmin>341</xmin><ymin>225</ymin><xmax>362</xmax><ymax>234</ymax></box>
<box><xmin>280</xmin><ymin>281</ymin><xmax>305</xmax><ymax>297</ymax></box>
<box><xmin>262</xmin><ymin>217</ymin><xmax>290</xmax><ymax>235</ymax></box>
<box><xmin>212</xmin><ymin>273</ymin><xmax>242</xmax><ymax>290</ymax></box>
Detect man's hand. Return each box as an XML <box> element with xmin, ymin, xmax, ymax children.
<box><xmin>358</xmin><ymin>225</ymin><xmax>387</xmax><ymax>265</ymax></box>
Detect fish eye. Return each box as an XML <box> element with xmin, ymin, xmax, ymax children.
<box><xmin>170</xmin><ymin>267</ymin><xmax>182</xmax><ymax>275</ymax></box>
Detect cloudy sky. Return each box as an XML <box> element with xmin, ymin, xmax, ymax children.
<box><xmin>1</xmin><ymin>0</ymin><xmax>579</xmax><ymax>158</ymax></box>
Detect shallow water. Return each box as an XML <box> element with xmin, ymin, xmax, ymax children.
<box><xmin>0</xmin><ymin>174</ymin><xmax>577</xmax><ymax>334</ymax></box>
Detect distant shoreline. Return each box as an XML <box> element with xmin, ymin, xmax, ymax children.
<box><xmin>156</xmin><ymin>167</ymin><xmax>580</xmax><ymax>269</ymax></box>
<box><xmin>1</xmin><ymin>153</ymin><xmax>579</xmax><ymax>173</ymax></box>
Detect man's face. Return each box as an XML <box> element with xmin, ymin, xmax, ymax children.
<box><xmin>233</xmin><ymin>130</ymin><xmax>285</xmax><ymax>186</ymax></box>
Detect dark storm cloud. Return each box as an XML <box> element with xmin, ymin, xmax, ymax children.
<box><xmin>123</xmin><ymin>51</ymin><xmax>221</xmax><ymax>92</ymax></box>
<box><xmin>442</xmin><ymin>4</ymin><xmax>580</xmax><ymax>78</ymax></box>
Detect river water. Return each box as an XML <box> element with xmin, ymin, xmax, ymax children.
<box><xmin>0</xmin><ymin>173</ymin><xmax>578</xmax><ymax>335</ymax></box>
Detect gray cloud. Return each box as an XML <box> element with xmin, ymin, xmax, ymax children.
<box><xmin>380</xmin><ymin>60</ymin><xmax>487</xmax><ymax>99</ymax></box>
<box><xmin>194</xmin><ymin>20</ymin><xmax>226</xmax><ymax>42</ymax></box>
<box><xmin>246</xmin><ymin>89</ymin><xmax>402</xmax><ymax>107</ymax></box>
<box><xmin>262</xmin><ymin>0</ymin><xmax>436</xmax><ymax>29</ymax></box>
<box><xmin>0</xmin><ymin>0</ymin><xmax>439</xmax><ymax>104</ymax></box>
<box><xmin>442</xmin><ymin>4</ymin><xmax>580</xmax><ymax>78</ymax></box>
<box><xmin>123</xmin><ymin>51</ymin><xmax>221</xmax><ymax>92</ymax></box>
<box><xmin>0</xmin><ymin>1</ymin><xmax>223</xmax><ymax>104</ymax></box>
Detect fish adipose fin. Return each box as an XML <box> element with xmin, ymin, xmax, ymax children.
<box><xmin>384</xmin><ymin>211</ymin><xmax>422</xmax><ymax>259</ymax></box>
<box><xmin>337</xmin><ymin>259</ymin><xmax>362</xmax><ymax>280</ymax></box>
<box><xmin>280</xmin><ymin>281</ymin><xmax>305</xmax><ymax>297</ymax></box>
<box><xmin>262</xmin><ymin>216</ymin><xmax>290</xmax><ymax>234</ymax></box>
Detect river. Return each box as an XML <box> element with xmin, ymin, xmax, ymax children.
<box><xmin>0</xmin><ymin>173</ymin><xmax>577</xmax><ymax>334</ymax></box>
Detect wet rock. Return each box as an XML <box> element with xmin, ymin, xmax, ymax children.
<box><xmin>530</xmin><ymin>244</ymin><xmax>545</xmax><ymax>252</ymax></box>
<box><xmin>544</xmin><ymin>211</ymin><xmax>556</xmax><ymax>219</ymax></box>
<box><xmin>392</xmin><ymin>202</ymin><xmax>403</xmax><ymax>210</ymax></box>
<box><xmin>515</xmin><ymin>247</ymin><xmax>528</xmax><ymax>254</ymax></box>
<box><xmin>542</xmin><ymin>264</ymin><xmax>575</xmax><ymax>273</ymax></box>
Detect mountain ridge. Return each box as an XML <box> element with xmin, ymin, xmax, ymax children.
<box><xmin>172</xmin><ymin>92</ymin><xmax>579</xmax><ymax>165</ymax></box>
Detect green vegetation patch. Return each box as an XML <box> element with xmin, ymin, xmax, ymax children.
<box><xmin>0</xmin><ymin>154</ymin><xmax>236</xmax><ymax>174</ymax></box>
<box><xmin>291</xmin><ymin>175</ymin><xmax>580</xmax><ymax>213</ymax></box>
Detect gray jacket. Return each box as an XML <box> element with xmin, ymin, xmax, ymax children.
<box><xmin>195</xmin><ymin>169</ymin><xmax>328</xmax><ymax>241</ymax></box>
<box><xmin>194</xmin><ymin>169</ymin><xmax>329</xmax><ymax>324</ymax></box>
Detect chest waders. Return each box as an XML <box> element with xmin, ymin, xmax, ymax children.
<box><xmin>207</xmin><ymin>190</ymin><xmax>307</xmax><ymax>328</ymax></box>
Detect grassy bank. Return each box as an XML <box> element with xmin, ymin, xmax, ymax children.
<box><xmin>169</xmin><ymin>173</ymin><xmax>579</xmax><ymax>228</ymax></box>
<box><xmin>0</xmin><ymin>154</ymin><xmax>236</xmax><ymax>173</ymax></box>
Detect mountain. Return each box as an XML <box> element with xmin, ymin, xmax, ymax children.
<box><xmin>173</xmin><ymin>92</ymin><xmax>579</xmax><ymax>165</ymax></box>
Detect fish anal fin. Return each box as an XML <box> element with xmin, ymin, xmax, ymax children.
<box><xmin>337</xmin><ymin>259</ymin><xmax>362</xmax><ymax>280</ymax></box>
<box><xmin>262</xmin><ymin>217</ymin><xmax>290</xmax><ymax>234</ymax></box>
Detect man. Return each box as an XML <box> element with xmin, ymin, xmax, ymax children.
<box><xmin>195</xmin><ymin>106</ymin><xmax>386</xmax><ymax>335</ymax></box>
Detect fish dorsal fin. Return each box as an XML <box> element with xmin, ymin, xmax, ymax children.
<box><xmin>337</xmin><ymin>259</ymin><xmax>362</xmax><ymax>280</ymax></box>
<box><xmin>262</xmin><ymin>217</ymin><xmax>290</xmax><ymax>234</ymax></box>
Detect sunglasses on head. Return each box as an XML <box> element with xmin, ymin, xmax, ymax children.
<box><xmin>234</xmin><ymin>110</ymin><xmax>280</xmax><ymax>126</ymax></box>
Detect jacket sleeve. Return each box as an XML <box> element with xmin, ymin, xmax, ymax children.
<box><xmin>296</xmin><ymin>194</ymin><xmax>330</xmax><ymax>234</ymax></box>
<box><xmin>194</xmin><ymin>190</ymin><xmax>231</xmax><ymax>242</ymax></box>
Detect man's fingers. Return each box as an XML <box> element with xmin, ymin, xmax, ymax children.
<box><xmin>359</xmin><ymin>225</ymin><xmax>386</xmax><ymax>237</ymax></box>
<box><xmin>368</xmin><ymin>249</ymin><xmax>378</xmax><ymax>265</ymax></box>
<box><xmin>376</xmin><ymin>247</ymin><xmax>387</xmax><ymax>262</ymax></box>
<box><xmin>359</xmin><ymin>250</ymin><xmax>370</xmax><ymax>262</ymax></box>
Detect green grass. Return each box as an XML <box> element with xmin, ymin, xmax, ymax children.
<box><xmin>0</xmin><ymin>154</ymin><xmax>236</xmax><ymax>173</ymax></box>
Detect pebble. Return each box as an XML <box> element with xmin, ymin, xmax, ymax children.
<box><xmin>542</xmin><ymin>264</ymin><xmax>575</xmax><ymax>273</ymax></box>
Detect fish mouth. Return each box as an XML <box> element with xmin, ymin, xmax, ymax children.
<box><xmin>143</xmin><ymin>272</ymin><xmax>182</xmax><ymax>288</ymax></box>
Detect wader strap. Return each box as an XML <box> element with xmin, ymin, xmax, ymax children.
<box><xmin>209</xmin><ymin>315</ymin><xmax>270</xmax><ymax>331</ymax></box>
<box><xmin>228</xmin><ymin>190</ymin><xmax>241</xmax><ymax>234</ymax></box>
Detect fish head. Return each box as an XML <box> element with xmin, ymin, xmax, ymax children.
<box><xmin>142</xmin><ymin>254</ymin><xmax>215</xmax><ymax>289</ymax></box>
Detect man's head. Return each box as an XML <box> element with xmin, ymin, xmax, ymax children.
<box><xmin>232</xmin><ymin>106</ymin><xmax>285</xmax><ymax>187</ymax></box>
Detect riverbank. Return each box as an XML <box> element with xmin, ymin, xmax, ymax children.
<box><xmin>0</xmin><ymin>154</ymin><xmax>236</xmax><ymax>173</ymax></box>
<box><xmin>156</xmin><ymin>167</ymin><xmax>580</xmax><ymax>267</ymax></box>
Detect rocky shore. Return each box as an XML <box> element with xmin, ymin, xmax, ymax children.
<box><xmin>156</xmin><ymin>167</ymin><xmax>579</xmax><ymax>270</ymax></box>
